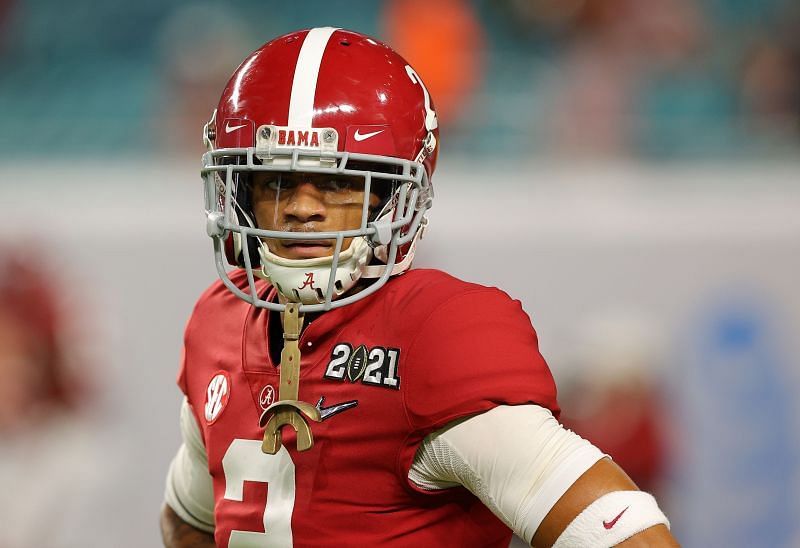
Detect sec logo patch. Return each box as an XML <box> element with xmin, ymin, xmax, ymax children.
<box><xmin>205</xmin><ymin>371</ymin><xmax>231</xmax><ymax>424</ymax></box>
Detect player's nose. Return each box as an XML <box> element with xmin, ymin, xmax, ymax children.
<box><xmin>284</xmin><ymin>181</ymin><xmax>326</xmax><ymax>223</ymax></box>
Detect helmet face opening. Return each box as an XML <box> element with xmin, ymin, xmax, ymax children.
<box><xmin>201</xmin><ymin>27</ymin><xmax>439</xmax><ymax>312</ymax></box>
<box><xmin>203</xmin><ymin>146</ymin><xmax>431</xmax><ymax>312</ymax></box>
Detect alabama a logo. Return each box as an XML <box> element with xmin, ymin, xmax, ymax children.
<box><xmin>259</xmin><ymin>384</ymin><xmax>276</xmax><ymax>410</ymax></box>
<box><xmin>299</xmin><ymin>272</ymin><xmax>316</xmax><ymax>290</ymax></box>
<box><xmin>205</xmin><ymin>371</ymin><xmax>231</xmax><ymax>424</ymax></box>
<box><xmin>324</xmin><ymin>343</ymin><xmax>401</xmax><ymax>389</ymax></box>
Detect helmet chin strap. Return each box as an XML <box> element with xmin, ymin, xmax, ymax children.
<box><xmin>255</xmin><ymin>237</ymin><xmax>372</xmax><ymax>305</ymax></box>
<box><xmin>363</xmin><ymin>215</ymin><xmax>427</xmax><ymax>279</ymax></box>
<box><xmin>252</xmin><ymin>211</ymin><xmax>427</xmax><ymax>304</ymax></box>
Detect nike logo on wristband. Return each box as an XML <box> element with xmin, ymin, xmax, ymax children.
<box><xmin>603</xmin><ymin>506</ymin><xmax>630</xmax><ymax>530</ymax></box>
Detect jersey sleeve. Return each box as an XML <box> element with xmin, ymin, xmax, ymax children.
<box><xmin>177</xmin><ymin>345</ymin><xmax>189</xmax><ymax>396</ymax></box>
<box><xmin>400</xmin><ymin>288</ymin><xmax>559</xmax><ymax>479</ymax></box>
<box><xmin>164</xmin><ymin>398</ymin><xmax>216</xmax><ymax>533</ymax></box>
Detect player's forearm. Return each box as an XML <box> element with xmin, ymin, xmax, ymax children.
<box><xmin>160</xmin><ymin>504</ymin><xmax>215</xmax><ymax>548</ymax></box>
<box><xmin>531</xmin><ymin>459</ymin><xmax>679</xmax><ymax>547</ymax></box>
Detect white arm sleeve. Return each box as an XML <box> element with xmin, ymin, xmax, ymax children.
<box><xmin>408</xmin><ymin>404</ymin><xmax>606</xmax><ymax>545</ymax></box>
<box><xmin>163</xmin><ymin>398</ymin><xmax>216</xmax><ymax>533</ymax></box>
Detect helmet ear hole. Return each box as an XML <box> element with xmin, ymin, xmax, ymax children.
<box><xmin>334</xmin><ymin>280</ymin><xmax>344</xmax><ymax>291</ymax></box>
<box><xmin>315</xmin><ymin>288</ymin><xmax>325</xmax><ymax>301</ymax></box>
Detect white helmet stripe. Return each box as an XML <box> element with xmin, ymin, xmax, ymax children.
<box><xmin>288</xmin><ymin>27</ymin><xmax>339</xmax><ymax>128</ymax></box>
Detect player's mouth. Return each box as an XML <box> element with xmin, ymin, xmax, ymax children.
<box><xmin>279</xmin><ymin>240</ymin><xmax>333</xmax><ymax>259</ymax></box>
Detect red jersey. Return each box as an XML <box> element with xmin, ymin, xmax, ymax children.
<box><xmin>178</xmin><ymin>268</ymin><xmax>559</xmax><ymax>547</ymax></box>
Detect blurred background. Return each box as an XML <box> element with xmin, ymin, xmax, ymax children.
<box><xmin>0</xmin><ymin>0</ymin><xmax>798</xmax><ymax>546</ymax></box>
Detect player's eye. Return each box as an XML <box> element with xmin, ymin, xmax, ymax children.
<box><xmin>253</xmin><ymin>174</ymin><xmax>293</xmax><ymax>192</ymax></box>
<box><xmin>265</xmin><ymin>177</ymin><xmax>282</xmax><ymax>191</ymax></box>
<box><xmin>318</xmin><ymin>178</ymin><xmax>353</xmax><ymax>192</ymax></box>
<box><xmin>318</xmin><ymin>176</ymin><xmax>366</xmax><ymax>194</ymax></box>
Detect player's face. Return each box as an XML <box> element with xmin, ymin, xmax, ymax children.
<box><xmin>250</xmin><ymin>172</ymin><xmax>380</xmax><ymax>260</ymax></box>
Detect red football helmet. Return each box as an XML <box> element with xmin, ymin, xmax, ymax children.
<box><xmin>202</xmin><ymin>27</ymin><xmax>439</xmax><ymax>312</ymax></box>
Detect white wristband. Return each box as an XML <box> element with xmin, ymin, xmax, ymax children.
<box><xmin>552</xmin><ymin>491</ymin><xmax>669</xmax><ymax>548</ymax></box>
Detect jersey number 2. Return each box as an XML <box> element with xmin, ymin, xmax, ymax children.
<box><xmin>222</xmin><ymin>439</ymin><xmax>295</xmax><ymax>547</ymax></box>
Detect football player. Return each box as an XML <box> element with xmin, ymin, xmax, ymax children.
<box><xmin>161</xmin><ymin>28</ymin><xmax>679</xmax><ymax>548</ymax></box>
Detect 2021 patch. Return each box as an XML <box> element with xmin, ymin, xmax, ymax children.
<box><xmin>324</xmin><ymin>343</ymin><xmax>401</xmax><ymax>389</ymax></box>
